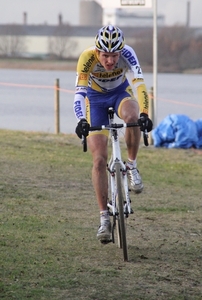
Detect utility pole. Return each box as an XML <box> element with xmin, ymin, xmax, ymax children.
<box><xmin>186</xmin><ymin>1</ymin><xmax>190</xmax><ymax>27</ymax></box>
<box><xmin>153</xmin><ymin>0</ymin><xmax>157</xmax><ymax>129</ymax></box>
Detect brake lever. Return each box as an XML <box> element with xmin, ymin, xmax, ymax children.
<box><xmin>82</xmin><ymin>135</ymin><xmax>87</xmax><ymax>152</ymax></box>
<box><xmin>143</xmin><ymin>130</ymin><xmax>149</xmax><ymax>146</ymax></box>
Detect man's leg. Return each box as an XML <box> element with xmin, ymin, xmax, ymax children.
<box><xmin>119</xmin><ymin>99</ymin><xmax>143</xmax><ymax>193</ymax></box>
<box><xmin>88</xmin><ymin>134</ymin><xmax>108</xmax><ymax>210</ymax></box>
<box><xmin>88</xmin><ymin>133</ymin><xmax>111</xmax><ymax>240</ymax></box>
<box><xmin>119</xmin><ymin>99</ymin><xmax>141</xmax><ymax>159</ymax></box>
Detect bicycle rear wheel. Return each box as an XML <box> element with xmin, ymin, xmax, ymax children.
<box><xmin>115</xmin><ymin>163</ymin><xmax>128</xmax><ymax>262</ymax></box>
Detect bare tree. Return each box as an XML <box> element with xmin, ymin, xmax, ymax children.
<box><xmin>179</xmin><ymin>35</ymin><xmax>202</xmax><ymax>70</ymax></box>
<box><xmin>130</xmin><ymin>26</ymin><xmax>202</xmax><ymax>72</ymax></box>
<box><xmin>0</xmin><ymin>25</ymin><xmax>26</xmax><ymax>56</ymax></box>
<box><xmin>131</xmin><ymin>28</ymin><xmax>153</xmax><ymax>66</ymax></box>
<box><xmin>48</xmin><ymin>25</ymin><xmax>77</xmax><ymax>59</ymax></box>
<box><xmin>157</xmin><ymin>26</ymin><xmax>193</xmax><ymax>71</ymax></box>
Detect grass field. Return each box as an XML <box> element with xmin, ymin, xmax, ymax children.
<box><xmin>0</xmin><ymin>58</ymin><xmax>77</xmax><ymax>71</ymax></box>
<box><xmin>0</xmin><ymin>129</ymin><xmax>202</xmax><ymax>300</ymax></box>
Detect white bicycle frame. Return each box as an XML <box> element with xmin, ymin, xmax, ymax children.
<box><xmin>82</xmin><ymin>107</ymin><xmax>148</xmax><ymax>261</ymax></box>
<box><xmin>107</xmin><ymin>108</ymin><xmax>132</xmax><ymax>218</ymax></box>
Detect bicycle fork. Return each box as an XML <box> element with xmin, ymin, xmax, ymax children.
<box><xmin>107</xmin><ymin>162</ymin><xmax>132</xmax><ymax>215</ymax></box>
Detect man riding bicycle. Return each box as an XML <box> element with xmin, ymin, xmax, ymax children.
<box><xmin>74</xmin><ymin>25</ymin><xmax>152</xmax><ymax>241</ymax></box>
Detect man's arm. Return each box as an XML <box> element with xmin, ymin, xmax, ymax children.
<box><xmin>73</xmin><ymin>48</ymin><xmax>95</xmax><ymax>120</ymax></box>
<box><xmin>121</xmin><ymin>45</ymin><xmax>149</xmax><ymax>115</ymax></box>
<box><xmin>73</xmin><ymin>87</ymin><xmax>87</xmax><ymax>120</ymax></box>
<box><xmin>132</xmin><ymin>79</ymin><xmax>149</xmax><ymax>115</ymax></box>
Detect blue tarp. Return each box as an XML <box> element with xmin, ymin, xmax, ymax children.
<box><xmin>152</xmin><ymin>114</ymin><xmax>202</xmax><ymax>149</ymax></box>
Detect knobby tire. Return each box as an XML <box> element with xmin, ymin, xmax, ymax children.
<box><xmin>115</xmin><ymin>163</ymin><xmax>128</xmax><ymax>262</ymax></box>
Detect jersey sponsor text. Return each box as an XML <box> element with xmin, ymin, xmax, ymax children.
<box><xmin>92</xmin><ymin>69</ymin><xmax>123</xmax><ymax>79</ymax></box>
<box><xmin>122</xmin><ymin>48</ymin><xmax>137</xmax><ymax>66</ymax></box>
<box><xmin>81</xmin><ymin>54</ymin><xmax>95</xmax><ymax>73</ymax></box>
<box><xmin>74</xmin><ymin>100</ymin><xmax>84</xmax><ymax>118</ymax></box>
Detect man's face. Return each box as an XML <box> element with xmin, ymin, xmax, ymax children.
<box><xmin>97</xmin><ymin>51</ymin><xmax>120</xmax><ymax>71</ymax></box>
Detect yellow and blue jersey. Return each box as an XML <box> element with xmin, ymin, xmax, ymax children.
<box><xmin>74</xmin><ymin>44</ymin><xmax>149</xmax><ymax>121</ymax></box>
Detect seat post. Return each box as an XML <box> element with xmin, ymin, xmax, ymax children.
<box><xmin>108</xmin><ymin>107</ymin><xmax>114</xmax><ymax>120</ymax></box>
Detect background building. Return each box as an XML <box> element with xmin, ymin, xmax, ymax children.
<box><xmin>104</xmin><ymin>8</ymin><xmax>164</xmax><ymax>27</ymax></box>
<box><xmin>79</xmin><ymin>0</ymin><xmax>102</xmax><ymax>26</ymax></box>
<box><xmin>79</xmin><ymin>0</ymin><xmax>164</xmax><ymax>27</ymax></box>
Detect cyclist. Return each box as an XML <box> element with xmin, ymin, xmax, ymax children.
<box><xmin>74</xmin><ymin>25</ymin><xmax>152</xmax><ymax>241</ymax></box>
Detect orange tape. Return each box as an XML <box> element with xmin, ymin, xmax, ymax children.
<box><xmin>0</xmin><ymin>82</ymin><xmax>74</xmax><ymax>94</ymax></box>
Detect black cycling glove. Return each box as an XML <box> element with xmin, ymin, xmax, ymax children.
<box><xmin>75</xmin><ymin>118</ymin><xmax>90</xmax><ymax>139</ymax></box>
<box><xmin>138</xmin><ymin>113</ymin><xmax>153</xmax><ymax>132</ymax></box>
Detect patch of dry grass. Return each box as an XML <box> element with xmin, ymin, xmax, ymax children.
<box><xmin>0</xmin><ymin>130</ymin><xmax>202</xmax><ymax>299</ymax></box>
<box><xmin>0</xmin><ymin>59</ymin><xmax>77</xmax><ymax>71</ymax></box>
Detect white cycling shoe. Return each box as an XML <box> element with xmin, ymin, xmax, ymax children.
<box><xmin>97</xmin><ymin>220</ymin><xmax>111</xmax><ymax>241</ymax></box>
<box><xmin>127</xmin><ymin>167</ymin><xmax>144</xmax><ymax>193</ymax></box>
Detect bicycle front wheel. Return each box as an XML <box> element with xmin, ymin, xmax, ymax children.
<box><xmin>115</xmin><ymin>163</ymin><xmax>128</xmax><ymax>262</ymax></box>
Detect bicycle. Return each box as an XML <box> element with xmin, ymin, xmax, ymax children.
<box><xmin>82</xmin><ymin>107</ymin><xmax>149</xmax><ymax>261</ymax></box>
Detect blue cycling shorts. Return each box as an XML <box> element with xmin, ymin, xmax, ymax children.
<box><xmin>85</xmin><ymin>80</ymin><xmax>136</xmax><ymax>135</ymax></box>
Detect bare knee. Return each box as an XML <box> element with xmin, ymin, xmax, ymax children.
<box><xmin>120</xmin><ymin>100</ymin><xmax>139</xmax><ymax>123</ymax></box>
<box><xmin>93</xmin><ymin>155</ymin><xmax>107</xmax><ymax>173</ymax></box>
<box><xmin>124</xmin><ymin>112</ymin><xmax>139</xmax><ymax>123</ymax></box>
<box><xmin>88</xmin><ymin>134</ymin><xmax>108</xmax><ymax>172</ymax></box>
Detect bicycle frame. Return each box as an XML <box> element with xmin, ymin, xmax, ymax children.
<box><xmin>106</xmin><ymin>109</ymin><xmax>132</xmax><ymax>218</ymax></box>
<box><xmin>106</xmin><ymin>108</ymin><xmax>134</xmax><ymax>261</ymax></box>
<box><xmin>82</xmin><ymin>107</ymin><xmax>148</xmax><ymax>261</ymax></box>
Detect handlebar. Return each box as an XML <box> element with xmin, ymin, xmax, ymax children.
<box><xmin>82</xmin><ymin>122</ymin><xmax>149</xmax><ymax>152</ymax></box>
<box><xmin>89</xmin><ymin>122</ymin><xmax>138</xmax><ymax>131</ymax></box>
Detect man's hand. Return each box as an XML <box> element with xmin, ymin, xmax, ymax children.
<box><xmin>138</xmin><ymin>113</ymin><xmax>153</xmax><ymax>132</ymax></box>
<box><xmin>75</xmin><ymin>118</ymin><xmax>90</xmax><ymax>139</ymax></box>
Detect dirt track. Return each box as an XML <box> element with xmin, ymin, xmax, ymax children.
<box><xmin>0</xmin><ymin>59</ymin><xmax>77</xmax><ymax>71</ymax></box>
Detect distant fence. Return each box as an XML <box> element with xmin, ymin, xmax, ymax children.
<box><xmin>1</xmin><ymin>79</ymin><xmax>202</xmax><ymax>140</ymax></box>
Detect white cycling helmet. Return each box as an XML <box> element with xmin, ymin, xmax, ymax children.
<box><xmin>95</xmin><ymin>25</ymin><xmax>125</xmax><ymax>52</ymax></box>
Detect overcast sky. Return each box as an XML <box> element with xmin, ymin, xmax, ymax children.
<box><xmin>0</xmin><ymin>0</ymin><xmax>201</xmax><ymax>27</ymax></box>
